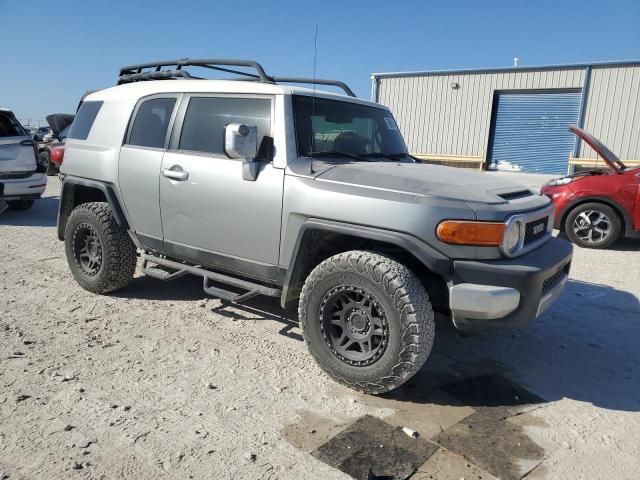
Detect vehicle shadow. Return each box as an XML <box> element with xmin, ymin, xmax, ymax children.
<box><xmin>113</xmin><ymin>273</ymin><xmax>209</xmax><ymax>301</ymax></box>
<box><xmin>206</xmin><ymin>278</ymin><xmax>640</xmax><ymax>413</ymax></box>
<box><xmin>605</xmin><ymin>237</ymin><xmax>640</xmax><ymax>251</ymax></box>
<box><xmin>0</xmin><ymin>195</ymin><xmax>59</xmax><ymax>227</ymax></box>
<box><xmin>386</xmin><ymin>279</ymin><xmax>640</xmax><ymax>412</ymax></box>
<box><xmin>117</xmin><ymin>271</ymin><xmax>640</xmax><ymax>411</ymax></box>
<box><xmin>557</xmin><ymin>231</ymin><xmax>640</xmax><ymax>251</ymax></box>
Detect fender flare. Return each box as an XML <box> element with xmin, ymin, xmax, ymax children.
<box><xmin>57</xmin><ymin>176</ymin><xmax>129</xmax><ymax>240</ymax></box>
<box><xmin>280</xmin><ymin>218</ymin><xmax>451</xmax><ymax>309</ymax></box>
<box><xmin>556</xmin><ymin>195</ymin><xmax>633</xmax><ymax>236</ymax></box>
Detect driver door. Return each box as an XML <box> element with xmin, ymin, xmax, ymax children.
<box><xmin>159</xmin><ymin>94</ymin><xmax>284</xmax><ymax>277</ymax></box>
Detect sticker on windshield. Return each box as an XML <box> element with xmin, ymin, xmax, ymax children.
<box><xmin>384</xmin><ymin>116</ymin><xmax>399</xmax><ymax>131</ymax></box>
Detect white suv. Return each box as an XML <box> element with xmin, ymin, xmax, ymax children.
<box><xmin>0</xmin><ymin>108</ymin><xmax>47</xmax><ymax>210</ymax></box>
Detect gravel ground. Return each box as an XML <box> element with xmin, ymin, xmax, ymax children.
<box><xmin>1</xmin><ymin>178</ymin><xmax>639</xmax><ymax>479</ymax></box>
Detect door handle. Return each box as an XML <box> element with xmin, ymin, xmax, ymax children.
<box><xmin>162</xmin><ymin>167</ymin><xmax>189</xmax><ymax>181</ymax></box>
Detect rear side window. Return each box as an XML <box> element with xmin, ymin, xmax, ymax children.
<box><xmin>68</xmin><ymin>101</ymin><xmax>103</xmax><ymax>140</ymax></box>
<box><xmin>178</xmin><ymin>97</ymin><xmax>271</xmax><ymax>156</ymax></box>
<box><xmin>127</xmin><ymin>98</ymin><xmax>176</xmax><ymax>148</ymax></box>
<box><xmin>0</xmin><ymin>112</ymin><xmax>25</xmax><ymax>137</ymax></box>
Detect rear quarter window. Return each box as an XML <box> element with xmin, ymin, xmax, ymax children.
<box><xmin>68</xmin><ymin>101</ymin><xmax>103</xmax><ymax>140</ymax></box>
<box><xmin>126</xmin><ymin>97</ymin><xmax>176</xmax><ymax>149</ymax></box>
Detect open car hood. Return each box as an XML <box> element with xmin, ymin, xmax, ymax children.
<box><xmin>570</xmin><ymin>125</ymin><xmax>626</xmax><ymax>173</ymax></box>
<box><xmin>46</xmin><ymin>114</ymin><xmax>74</xmax><ymax>137</ymax></box>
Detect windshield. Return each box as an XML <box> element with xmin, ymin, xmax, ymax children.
<box><xmin>293</xmin><ymin>95</ymin><xmax>407</xmax><ymax>159</ymax></box>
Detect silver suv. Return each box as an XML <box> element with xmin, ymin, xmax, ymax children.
<box><xmin>56</xmin><ymin>59</ymin><xmax>572</xmax><ymax>394</ymax></box>
<box><xmin>0</xmin><ymin>108</ymin><xmax>47</xmax><ymax>210</ymax></box>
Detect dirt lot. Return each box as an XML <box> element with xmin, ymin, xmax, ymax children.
<box><xmin>1</xmin><ymin>179</ymin><xmax>639</xmax><ymax>479</ymax></box>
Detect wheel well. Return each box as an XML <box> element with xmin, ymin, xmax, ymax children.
<box><xmin>560</xmin><ymin>198</ymin><xmax>626</xmax><ymax>232</ymax></box>
<box><xmin>57</xmin><ymin>183</ymin><xmax>110</xmax><ymax>240</ymax></box>
<box><xmin>282</xmin><ymin>229</ymin><xmax>449</xmax><ymax>311</ymax></box>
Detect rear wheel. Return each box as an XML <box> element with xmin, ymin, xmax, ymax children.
<box><xmin>564</xmin><ymin>202</ymin><xmax>621</xmax><ymax>249</ymax></box>
<box><xmin>65</xmin><ymin>202</ymin><xmax>137</xmax><ymax>294</ymax></box>
<box><xmin>299</xmin><ymin>250</ymin><xmax>435</xmax><ymax>394</ymax></box>
<box><xmin>7</xmin><ymin>199</ymin><xmax>34</xmax><ymax>210</ymax></box>
<box><xmin>39</xmin><ymin>150</ymin><xmax>57</xmax><ymax>175</ymax></box>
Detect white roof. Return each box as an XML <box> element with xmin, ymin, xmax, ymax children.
<box><xmin>86</xmin><ymin>79</ymin><xmax>383</xmax><ymax>108</ymax></box>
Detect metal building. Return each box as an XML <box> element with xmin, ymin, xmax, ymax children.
<box><xmin>371</xmin><ymin>61</ymin><xmax>640</xmax><ymax>174</ymax></box>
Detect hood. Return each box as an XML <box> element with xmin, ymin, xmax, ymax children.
<box><xmin>46</xmin><ymin>113</ymin><xmax>74</xmax><ymax>137</ymax></box>
<box><xmin>315</xmin><ymin>162</ymin><xmax>536</xmax><ymax>204</ymax></box>
<box><xmin>570</xmin><ymin>125</ymin><xmax>625</xmax><ymax>173</ymax></box>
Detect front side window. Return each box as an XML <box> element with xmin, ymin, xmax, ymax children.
<box><xmin>293</xmin><ymin>96</ymin><xmax>407</xmax><ymax>158</ymax></box>
<box><xmin>68</xmin><ymin>101</ymin><xmax>103</xmax><ymax>140</ymax></box>
<box><xmin>127</xmin><ymin>97</ymin><xmax>176</xmax><ymax>148</ymax></box>
<box><xmin>0</xmin><ymin>112</ymin><xmax>25</xmax><ymax>137</ymax></box>
<box><xmin>178</xmin><ymin>97</ymin><xmax>271</xmax><ymax>157</ymax></box>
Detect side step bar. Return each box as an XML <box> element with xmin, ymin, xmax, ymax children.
<box><xmin>141</xmin><ymin>253</ymin><xmax>281</xmax><ymax>303</ymax></box>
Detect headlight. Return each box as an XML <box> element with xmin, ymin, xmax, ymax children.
<box><xmin>545</xmin><ymin>177</ymin><xmax>573</xmax><ymax>187</ymax></box>
<box><xmin>502</xmin><ymin>221</ymin><xmax>521</xmax><ymax>254</ymax></box>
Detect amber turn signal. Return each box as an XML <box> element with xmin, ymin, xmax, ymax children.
<box><xmin>436</xmin><ymin>220</ymin><xmax>506</xmax><ymax>246</ymax></box>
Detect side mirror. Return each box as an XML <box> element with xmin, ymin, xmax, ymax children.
<box><xmin>224</xmin><ymin>123</ymin><xmax>259</xmax><ymax>181</ymax></box>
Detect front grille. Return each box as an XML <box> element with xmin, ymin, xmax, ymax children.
<box><xmin>0</xmin><ymin>171</ymin><xmax>34</xmax><ymax>180</ymax></box>
<box><xmin>542</xmin><ymin>268</ymin><xmax>566</xmax><ymax>294</ymax></box>
<box><xmin>524</xmin><ymin>217</ymin><xmax>549</xmax><ymax>245</ymax></box>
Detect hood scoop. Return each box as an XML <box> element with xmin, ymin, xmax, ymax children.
<box><xmin>496</xmin><ymin>190</ymin><xmax>534</xmax><ymax>201</ymax></box>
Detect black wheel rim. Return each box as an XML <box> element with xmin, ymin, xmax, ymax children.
<box><xmin>319</xmin><ymin>285</ymin><xmax>389</xmax><ymax>366</ymax></box>
<box><xmin>73</xmin><ymin>223</ymin><xmax>103</xmax><ymax>276</ymax></box>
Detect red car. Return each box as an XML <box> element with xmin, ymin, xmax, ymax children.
<box><xmin>541</xmin><ymin>126</ymin><xmax>640</xmax><ymax>249</ymax></box>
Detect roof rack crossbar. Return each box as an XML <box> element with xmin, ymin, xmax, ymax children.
<box><xmin>198</xmin><ymin>63</ymin><xmax>263</xmax><ymax>80</ymax></box>
<box><xmin>271</xmin><ymin>77</ymin><xmax>356</xmax><ymax>97</ymax></box>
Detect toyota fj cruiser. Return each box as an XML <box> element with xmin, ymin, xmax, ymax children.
<box><xmin>56</xmin><ymin>59</ymin><xmax>572</xmax><ymax>394</ymax></box>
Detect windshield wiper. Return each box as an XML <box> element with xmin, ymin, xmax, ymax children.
<box><xmin>365</xmin><ymin>153</ymin><xmax>415</xmax><ymax>162</ymax></box>
<box><xmin>310</xmin><ymin>151</ymin><xmax>376</xmax><ymax>163</ymax></box>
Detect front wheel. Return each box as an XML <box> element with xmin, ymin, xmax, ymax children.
<box><xmin>299</xmin><ymin>251</ymin><xmax>435</xmax><ymax>394</ymax></box>
<box><xmin>564</xmin><ymin>202</ymin><xmax>621</xmax><ymax>249</ymax></box>
<box><xmin>64</xmin><ymin>202</ymin><xmax>137</xmax><ymax>294</ymax></box>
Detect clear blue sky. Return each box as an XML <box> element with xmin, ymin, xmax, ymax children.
<box><xmin>1</xmin><ymin>0</ymin><xmax>639</xmax><ymax>125</ymax></box>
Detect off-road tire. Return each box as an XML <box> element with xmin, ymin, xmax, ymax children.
<box><xmin>564</xmin><ymin>202</ymin><xmax>621</xmax><ymax>249</ymax></box>
<box><xmin>299</xmin><ymin>250</ymin><xmax>435</xmax><ymax>394</ymax></box>
<box><xmin>65</xmin><ymin>202</ymin><xmax>136</xmax><ymax>294</ymax></box>
<box><xmin>7</xmin><ymin>199</ymin><xmax>34</xmax><ymax>210</ymax></box>
<box><xmin>38</xmin><ymin>150</ymin><xmax>56</xmax><ymax>176</ymax></box>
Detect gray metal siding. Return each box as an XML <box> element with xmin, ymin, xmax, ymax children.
<box><xmin>580</xmin><ymin>65</ymin><xmax>640</xmax><ymax>160</ymax></box>
<box><xmin>377</xmin><ymin>69</ymin><xmax>584</xmax><ymax>157</ymax></box>
<box><xmin>488</xmin><ymin>91</ymin><xmax>581</xmax><ymax>174</ymax></box>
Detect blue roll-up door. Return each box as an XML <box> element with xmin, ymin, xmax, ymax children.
<box><xmin>488</xmin><ymin>91</ymin><xmax>581</xmax><ymax>174</ymax></box>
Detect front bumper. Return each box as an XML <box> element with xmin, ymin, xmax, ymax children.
<box><xmin>449</xmin><ymin>237</ymin><xmax>573</xmax><ymax>332</ymax></box>
<box><xmin>0</xmin><ymin>173</ymin><xmax>47</xmax><ymax>200</ymax></box>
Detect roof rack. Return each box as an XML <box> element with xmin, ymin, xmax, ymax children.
<box><xmin>269</xmin><ymin>77</ymin><xmax>355</xmax><ymax>97</ymax></box>
<box><xmin>116</xmin><ymin>58</ymin><xmax>356</xmax><ymax>97</ymax></box>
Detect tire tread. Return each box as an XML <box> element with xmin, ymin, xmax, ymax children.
<box><xmin>65</xmin><ymin>202</ymin><xmax>136</xmax><ymax>294</ymax></box>
<box><xmin>298</xmin><ymin>250</ymin><xmax>435</xmax><ymax>394</ymax></box>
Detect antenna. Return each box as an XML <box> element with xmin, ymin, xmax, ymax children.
<box><xmin>310</xmin><ymin>25</ymin><xmax>318</xmax><ymax>160</ymax></box>
<box><xmin>513</xmin><ymin>57</ymin><xmax>519</xmax><ymax>67</ymax></box>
